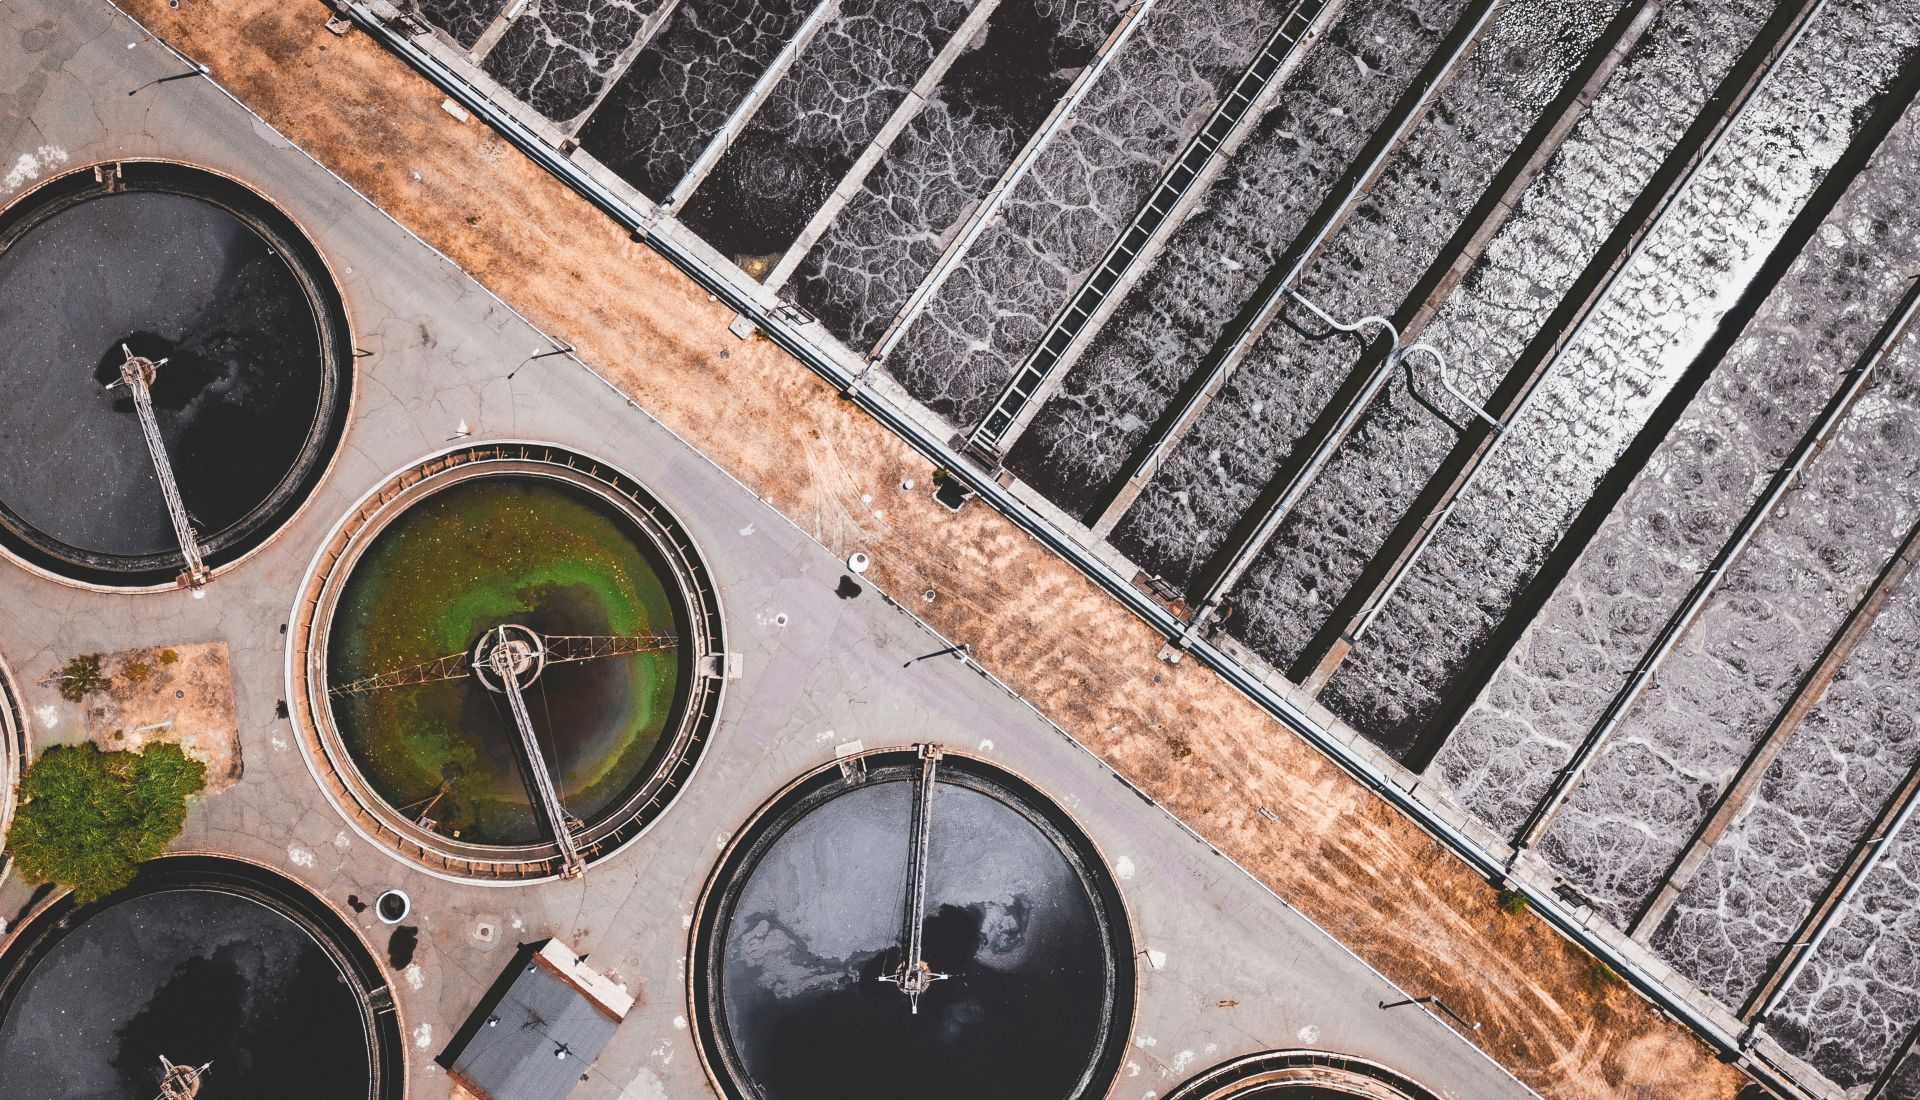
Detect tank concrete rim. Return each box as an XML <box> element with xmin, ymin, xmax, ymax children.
<box><xmin>1164</xmin><ymin>1049</ymin><xmax>1442</xmax><ymax>1100</ymax></box>
<box><xmin>0</xmin><ymin>158</ymin><xmax>357</xmax><ymax>593</ymax></box>
<box><xmin>0</xmin><ymin>852</ymin><xmax>407</xmax><ymax>1100</ymax></box>
<box><xmin>687</xmin><ymin>745</ymin><xmax>1139</xmax><ymax>1100</ymax></box>
<box><xmin>288</xmin><ymin>441</ymin><xmax>726</xmax><ymax>885</ymax></box>
<box><xmin>0</xmin><ymin>652</ymin><xmax>25</xmax><ymax>889</ymax></box>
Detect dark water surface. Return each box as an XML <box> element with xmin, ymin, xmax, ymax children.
<box><xmin>710</xmin><ymin>771</ymin><xmax>1123</xmax><ymax>1099</ymax></box>
<box><xmin>0</xmin><ymin>190</ymin><xmax>326</xmax><ymax>562</ymax></box>
<box><xmin>414</xmin><ymin>0</ymin><xmax>507</xmax><ymax>49</ymax></box>
<box><xmin>0</xmin><ymin>889</ymin><xmax>369</xmax><ymax>1100</ymax></box>
<box><xmin>326</xmin><ymin>475</ymin><xmax>684</xmax><ymax>846</ymax></box>
<box><xmin>789</xmin><ymin>0</ymin><xmax>1125</xmax><ymax>351</ymax></box>
<box><xmin>483</xmin><ymin>0</ymin><xmax>666</xmax><ymax>123</ymax></box>
<box><xmin>1886</xmin><ymin>1050</ymin><xmax>1920</xmax><ymax>1100</ymax></box>
<box><xmin>679</xmin><ymin>0</ymin><xmax>975</xmax><ymax>268</ymax></box>
<box><xmin>577</xmin><ymin>0</ymin><xmax>815</xmax><ymax>200</ymax></box>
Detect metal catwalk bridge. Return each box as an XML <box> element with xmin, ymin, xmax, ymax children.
<box><xmin>329</xmin><ymin>624</ymin><xmax>678</xmax><ymax>877</ymax></box>
<box><xmin>879</xmin><ymin>744</ymin><xmax>948</xmax><ymax>1013</ymax></box>
<box><xmin>109</xmin><ymin>346</ymin><xmax>209</xmax><ymax>589</ymax></box>
<box><xmin>328</xmin><ymin>630</ymin><xmax>676</xmax><ymax>697</ymax></box>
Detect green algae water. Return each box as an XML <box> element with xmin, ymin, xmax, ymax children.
<box><xmin>326</xmin><ymin>475</ymin><xmax>685</xmax><ymax>846</ymax></box>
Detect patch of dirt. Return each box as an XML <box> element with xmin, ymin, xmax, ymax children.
<box><xmin>77</xmin><ymin>643</ymin><xmax>240</xmax><ymax>792</ymax></box>
<box><xmin>107</xmin><ymin>4</ymin><xmax>1750</xmax><ymax>1096</ymax></box>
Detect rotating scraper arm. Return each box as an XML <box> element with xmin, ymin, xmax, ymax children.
<box><xmin>109</xmin><ymin>347</ymin><xmax>209</xmax><ymax>588</ymax></box>
<box><xmin>880</xmin><ymin>745</ymin><xmax>948</xmax><ymax>1013</ymax></box>
<box><xmin>328</xmin><ymin>650</ymin><xmax>475</xmax><ymax>697</ymax></box>
<box><xmin>488</xmin><ymin>630</ymin><xmax>586</xmax><ymax>877</ymax></box>
<box><xmin>540</xmin><ymin>632</ymin><xmax>678</xmax><ymax>664</ymax></box>
<box><xmin>327</xmin><ymin>631</ymin><xmax>678</xmax><ymax>697</ymax></box>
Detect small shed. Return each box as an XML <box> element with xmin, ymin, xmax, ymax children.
<box><xmin>442</xmin><ymin>938</ymin><xmax>633</xmax><ymax>1100</ymax></box>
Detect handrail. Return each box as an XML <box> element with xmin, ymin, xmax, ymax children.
<box><xmin>965</xmin><ymin>0</ymin><xmax>1329</xmax><ymax>455</ymax></box>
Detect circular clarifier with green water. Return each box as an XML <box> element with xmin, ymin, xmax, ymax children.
<box><xmin>325</xmin><ymin>474</ymin><xmax>688</xmax><ymax>847</ymax></box>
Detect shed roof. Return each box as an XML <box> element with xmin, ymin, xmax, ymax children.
<box><xmin>445</xmin><ymin>939</ymin><xmax>629</xmax><ymax>1100</ymax></box>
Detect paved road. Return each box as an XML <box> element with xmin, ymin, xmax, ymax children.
<box><xmin>0</xmin><ymin>3</ymin><xmax>1536</xmax><ymax>1098</ymax></box>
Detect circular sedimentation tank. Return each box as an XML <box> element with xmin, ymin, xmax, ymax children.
<box><xmin>691</xmin><ymin>747</ymin><xmax>1134</xmax><ymax>1100</ymax></box>
<box><xmin>1165</xmin><ymin>1051</ymin><xmax>1440</xmax><ymax>1100</ymax></box>
<box><xmin>0</xmin><ymin>160</ymin><xmax>352</xmax><ymax>588</ymax></box>
<box><xmin>294</xmin><ymin>443</ymin><xmax>724</xmax><ymax>881</ymax></box>
<box><xmin>0</xmin><ymin>855</ymin><xmax>402</xmax><ymax>1100</ymax></box>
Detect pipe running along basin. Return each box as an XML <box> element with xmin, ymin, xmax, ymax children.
<box><xmin>691</xmin><ymin>746</ymin><xmax>1134</xmax><ymax>1100</ymax></box>
<box><xmin>0</xmin><ymin>161</ymin><xmax>352</xmax><ymax>589</ymax></box>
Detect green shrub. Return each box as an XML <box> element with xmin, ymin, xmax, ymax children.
<box><xmin>53</xmin><ymin>654</ymin><xmax>110</xmax><ymax>702</ymax></box>
<box><xmin>4</xmin><ymin>743</ymin><xmax>205</xmax><ymax>903</ymax></box>
<box><xmin>1497</xmin><ymin>889</ymin><xmax>1529</xmax><ymax>916</ymax></box>
<box><xmin>1587</xmin><ymin>959</ymin><xmax>1624</xmax><ymax>989</ymax></box>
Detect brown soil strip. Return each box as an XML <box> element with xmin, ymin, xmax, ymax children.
<box><xmin>75</xmin><ymin>643</ymin><xmax>239</xmax><ymax>792</ymax></box>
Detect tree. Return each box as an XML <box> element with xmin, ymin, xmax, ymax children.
<box><xmin>4</xmin><ymin>742</ymin><xmax>205</xmax><ymax>903</ymax></box>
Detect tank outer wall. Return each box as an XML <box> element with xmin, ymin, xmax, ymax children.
<box><xmin>687</xmin><ymin>747</ymin><xmax>1138</xmax><ymax>1100</ymax></box>
<box><xmin>0</xmin><ymin>159</ymin><xmax>355</xmax><ymax>590</ymax></box>
<box><xmin>1164</xmin><ymin>1049</ymin><xmax>1443</xmax><ymax>1100</ymax></box>
<box><xmin>0</xmin><ymin>853</ymin><xmax>405</xmax><ymax>1100</ymax></box>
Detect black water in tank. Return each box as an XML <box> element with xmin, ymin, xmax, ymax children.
<box><xmin>701</xmin><ymin>758</ymin><xmax>1130</xmax><ymax>1100</ymax></box>
<box><xmin>0</xmin><ymin>887</ymin><xmax>372</xmax><ymax>1099</ymax></box>
<box><xmin>0</xmin><ymin>170</ymin><xmax>340</xmax><ymax>578</ymax></box>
